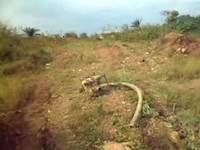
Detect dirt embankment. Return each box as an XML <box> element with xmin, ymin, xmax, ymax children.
<box><xmin>161</xmin><ymin>32</ymin><xmax>200</xmax><ymax>55</ymax></box>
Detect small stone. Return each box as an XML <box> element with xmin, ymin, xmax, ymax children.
<box><xmin>91</xmin><ymin>66</ymin><xmax>97</xmax><ymax>70</ymax></box>
<box><xmin>181</xmin><ymin>48</ymin><xmax>187</xmax><ymax>53</ymax></box>
<box><xmin>168</xmin><ymin>131</ymin><xmax>180</xmax><ymax>145</ymax></box>
<box><xmin>125</xmin><ymin>57</ymin><xmax>130</xmax><ymax>60</ymax></box>
<box><xmin>122</xmin><ymin>101</ymin><xmax>126</xmax><ymax>105</ymax></box>
<box><xmin>122</xmin><ymin>60</ymin><xmax>126</xmax><ymax>64</ymax></box>
<box><xmin>46</xmin><ymin>63</ymin><xmax>51</xmax><ymax>66</ymax></box>
<box><xmin>16</xmin><ymin>109</ymin><xmax>23</xmax><ymax>113</ymax></box>
<box><xmin>51</xmin><ymin>94</ymin><xmax>59</xmax><ymax>98</ymax></box>
<box><xmin>63</xmin><ymin>115</ymin><xmax>68</xmax><ymax>119</ymax></box>
<box><xmin>151</xmin><ymin>67</ymin><xmax>154</xmax><ymax>71</ymax></box>
<box><xmin>47</xmin><ymin>110</ymin><xmax>51</xmax><ymax>114</ymax></box>
<box><xmin>177</xmin><ymin>48</ymin><xmax>181</xmax><ymax>52</ymax></box>
<box><xmin>145</xmin><ymin>52</ymin><xmax>150</xmax><ymax>55</ymax></box>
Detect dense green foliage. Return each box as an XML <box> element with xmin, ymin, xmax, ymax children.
<box><xmin>175</xmin><ymin>15</ymin><xmax>200</xmax><ymax>33</ymax></box>
<box><xmin>162</xmin><ymin>10</ymin><xmax>200</xmax><ymax>34</ymax></box>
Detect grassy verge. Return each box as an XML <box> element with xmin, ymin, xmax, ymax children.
<box><xmin>153</xmin><ymin>85</ymin><xmax>200</xmax><ymax>149</ymax></box>
<box><xmin>0</xmin><ymin>25</ymin><xmax>51</xmax><ymax>117</ymax></box>
<box><xmin>155</xmin><ymin>56</ymin><xmax>200</xmax><ymax>80</ymax></box>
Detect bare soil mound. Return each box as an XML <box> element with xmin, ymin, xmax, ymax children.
<box><xmin>95</xmin><ymin>44</ymin><xmax>120</xmax><ymax>62</ymax></box>
<box><xmin>162</xmin><ymin>32</ymin><xmax>200</xmax><ymax>55</ymax></box>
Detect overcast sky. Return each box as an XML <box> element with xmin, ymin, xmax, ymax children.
<box><xmin>0</xmin><ymin>0</ymin><xmax>199</xmax><ymax>34</ymax></box>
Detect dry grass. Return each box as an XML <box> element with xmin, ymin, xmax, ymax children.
<box><xmin>0</xmin><ymin>77</ymin><xmax>22</xmax><ymax>112</ymax></box>
<box><xmin>155</xmin><ymin>56</ymin><xmax>200</xmax><ymax>80</ymax></box>
<box><xmin>0</xmin><ymin>76</ymin><xmax>35</xmax><ymax>114</ymax></box>
<box><xmin>152</xmin><ymin>84</ymin><xmax>200</xmax><ymax>149</ymax></box>
<box><xmin>0</xmin><ymin>24</ymin><xmax>51</xmax><ymax>116</ymax></box>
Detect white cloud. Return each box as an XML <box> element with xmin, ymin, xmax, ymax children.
<box><xmin>67</xmin><ymin>0</ymin><xmax>122</xmax><ymax>9</ymax></box>
<box><xmin>0</xmin><ymin>0</ymin><xmax>199</xmax><ymax>33</ymax></box>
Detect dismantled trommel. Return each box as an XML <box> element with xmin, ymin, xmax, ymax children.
<box><xmin>81</xmin><ymin>74</ymin><xmax>108</xmax><ymax>97</ymax></box>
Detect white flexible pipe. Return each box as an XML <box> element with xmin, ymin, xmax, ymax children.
<box><xmin>98</xmin><ymin>82</ymin><xmax>143</xmax><ymax>127</ymax></box>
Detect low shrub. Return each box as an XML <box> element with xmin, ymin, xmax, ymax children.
<box><xmin>64</xmin><ymin>32</ymin><xmax>78</xmax><ymax>39</ymax></box>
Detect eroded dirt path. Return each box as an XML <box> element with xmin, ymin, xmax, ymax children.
<box><xmin>41</xmin><ymin>41</ymin><xmax>168</xmax><ymax>150</ymax></box>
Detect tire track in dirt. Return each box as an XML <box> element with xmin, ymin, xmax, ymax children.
<box><xmin>0</xmin><ymin>76</ymin><xmax>54</xmax><ymax>150</ymax></box>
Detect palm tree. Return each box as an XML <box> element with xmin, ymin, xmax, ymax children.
<box><xmin>22</xmin><ymin>27</ymin><xmax>39</xmax><ymax>37</ymax></box>
<box><xmin>131</xmin><ymin>19</ymin><xmax>142</xmax><ymax>29</ymax></box>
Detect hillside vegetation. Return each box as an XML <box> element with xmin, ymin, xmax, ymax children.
<box><xmin>0</xmin><ymin>11</ymin><xmax>200</xmax><ymax>150</ymax></box>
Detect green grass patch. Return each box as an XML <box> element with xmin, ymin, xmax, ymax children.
<box><xmin>155</xmin><ymin>56</ymin><xmax>200</xmax><ymax>80</ymax></box>
<box><xmin>106</xmin><ymin>69</ymin><xmax>138</xmax><ymax>82</ymax></box>
<box><xmin>0</xmin><ymin>76</ymin><xmax>35</xmax><ymax>113</ymax></box>
<box><xmin>61</xmin><ymin>97</ymin><xmax>104</xmax><ymax>150</ymax></box>
<box><xmin>0</xmin><ymin>24</ymin><xmax>51</xmax><ymax>117</ymax></box>
<box><xmin>152</xmin><ymin>85</ymin><xmax>200</xmax><ymax>149</ymax></box>
<box><xmin>154</xmin><ymin>85</ymin><xmax>200</xmax><ymax>127</ymax></box>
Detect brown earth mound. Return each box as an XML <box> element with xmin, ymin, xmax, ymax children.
<box><xmin>95</xmin><ymin>44</ymin><xmax>120</xmax><ymax>62</ymax></box>
<box><xmin>162</xmin><ymin>32</ymin><xmax>200</xmax><ymax>55</ymax></box>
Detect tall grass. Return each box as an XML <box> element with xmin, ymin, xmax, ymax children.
<box><xmin>60</xmin><ymin>96</ymin><xmax>104</xmax><ymax>150</ymax></box>
<box><xmin>106</xmin><ymin>69</ymin><xmax>138</xmax><ymax>82</ymax></box>
<box><xmin>0</xmin><ymin>24</ymin><xmax>51</xmax><ymax>115</ymax></box>
<box><xmin>158</xmin><ymin>56</ymin><xmax>200</xmax><ymax>80</ymax></box>
<box><xmin>0</xmin><ymin>77</ymin><xmax>22</xmax><ymax>112</ymax></box>
<box><xmin>0</xmin><ymin>76</ymin><xmax>35</xmax><ymax>113</ymax></box>
<box><xmin>0</xmin><ymin>24</ymin><xmax>51</xmax><ymax>74</ymax></box>
<box><xmin>153</xmin><ymin>85</ymin><xmax>200</xmax><ymax>149</ymax></box>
